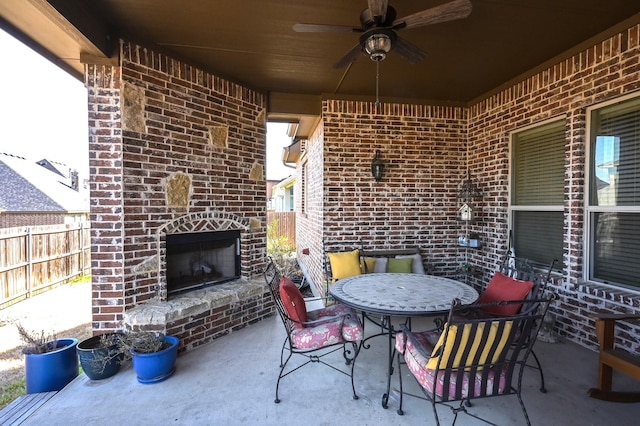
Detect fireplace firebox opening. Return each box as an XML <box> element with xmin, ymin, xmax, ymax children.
<box><xmin>166</xmin><ymin>230</ymin><xmax>241</xmax><ymax>296</ymax></box>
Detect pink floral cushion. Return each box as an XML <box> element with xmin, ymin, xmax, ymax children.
<box><xmin>396</xmin><ymin>330</ymin><xmax>508</xmax><ymax>400</ymax></box>
<box><xmin>291</xmin><ymin>304</ymin><xmax>363</xmax><ymax>349</ymax></box>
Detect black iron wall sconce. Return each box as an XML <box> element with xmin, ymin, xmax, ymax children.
<box><xmin>371</xmin><ymin>150</ymin><xmax>384</xmax><ymax>182</ymax></box>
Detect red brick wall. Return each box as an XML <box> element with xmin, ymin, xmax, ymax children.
<box><xmin>467</xmin><ymin>23</ymin><xmax>640</xmax><ymax>352</ymax></box>
<box><xmin>86</xmin><ymin>41</ymin><xmax>269</xmax><ymax>336</ymax></box>
<box><xmin>0</xmin><ymin>212</ymin><xmax>81</xmax><ymax>228</ymax></box>
<box><xmin>166</xmin><ymin>291</ymin><xmax>274</xmax><ymax>351</ymax></box>
<box><xmin>296</xmin><ymin>122</ymin><xmax>326</xmax><ymax>294</ymax></box>
<box><xmin>297</xmin><ymin>23</ymin><xmax>640</xmax><ymax>353</ymax></box>
<box><xmin>323</xmin><ymin>101</ymin><xmax>467</xmax><ymax>267</ymax></box>
<box><xmin>297</xmin><ymin>102</ymin><xmax>470</xmax><ymax>294</ymax></box>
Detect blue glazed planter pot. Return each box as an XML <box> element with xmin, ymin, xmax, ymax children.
<box><xmin>131</xmin><ymin>336</ymin><xmax>179</xmax><ymax>384</ymax></box>
<box><xmin>25</xmin><ymin>338</ymin><xmax>79</xmax><ymax>394</ymax></box>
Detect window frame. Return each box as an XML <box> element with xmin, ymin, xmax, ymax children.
<box><xmin>508</xmin><ymin>116</ymin><xmax>566</xmax><ymax>267</ymax></box>
<box><xmin>300</xmin><ymin>159</ymin><xmax>308</xmax><ymax>215</ymax></box>
<box><xmin>584</xmin><ymin>92</ymin><xmax>640</xmax><ymax>290</ymax></box>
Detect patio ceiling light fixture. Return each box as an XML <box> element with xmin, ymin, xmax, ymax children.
<box><xmin>371</xmin><ymin>150</ymin><xmax>384</xmax><ymax>182</ymax></box>
<box><xmin>363</xmin><ymin>33</ymin><xmax>392</xmax><ymax>62</ymax></box>
<box><xmin>362</xmin><ymin>31</ymin><xmax>394</xmax><ymax>108</ymax></box>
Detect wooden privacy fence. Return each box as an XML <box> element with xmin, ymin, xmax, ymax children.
<box><xmin>0</xmin><ymin>223</ymin><xmax>91</xmax><ymax>309</ymax></box>
<box><xmin>267</xmin><ymin>211</ymin><xmax>296</xmax><ymax>246</ymax></box>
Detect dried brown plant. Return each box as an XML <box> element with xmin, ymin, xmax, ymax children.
<box><xmin>16</xmin><ymin>323</ymin><xmax>58</xmax><ymax>354</ymax></box>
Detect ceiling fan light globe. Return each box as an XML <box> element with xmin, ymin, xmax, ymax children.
<box><xmin>364</xmin><ymin>33</ymin><xmax>391</xmax><ymax>61</ymax></box>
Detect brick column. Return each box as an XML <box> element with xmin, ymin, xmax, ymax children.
<box><xmin>85</xmin><ymin>63</ymin><xmax>125</xmax><ymax>333</ymax></box>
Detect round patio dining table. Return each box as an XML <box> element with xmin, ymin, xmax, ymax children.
<box><xmin>329</xmin><ymin>273</ymin><xmax>479</xmax><ymax>409</ymax></box>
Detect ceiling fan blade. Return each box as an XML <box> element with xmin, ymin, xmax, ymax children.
<box><xmin>393</xmin><ymin>0</ymin><xmax>472</xmax><ymax>30</ymax></box>
<box><xmin>392</xmin><ymin>36</ymin><xmax>427</xmax><ymax>64</ymax></box>
<box><xmin>333</xmin><ymin>43</ymin><xmax>363</xmax><ymax>68</ymax></box>
<box><xmin>368</xmin><ymin>0</ymin><xmax>389</xmax><ymax>21</ymax></box>
<box><xmin>293</xmin><ymin>23</ymin><xmax>358</xmax><ymax>33</ymax></box>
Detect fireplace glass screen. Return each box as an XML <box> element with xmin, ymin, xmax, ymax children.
<box><xmin>166</xmin><ymin>230</ymin><xmax>240</xmax><ymax>296</ymax></box>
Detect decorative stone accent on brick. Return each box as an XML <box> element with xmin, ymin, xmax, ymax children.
<box><xmin>166</xmin><ymin>172</ymin><xmax>192</xmax><ymax>209</ymax></box>
<box><xmin>249</xmin><ymin>217</ymin><xmax>261</xmax><ymax>230</ymax></box>
<box><xmin>208</xmin><ymin>126</ymin><xmax>228</xmax><ymax>148</ymax></box>
<box><xmin>122</xmin><ymin>82</ymin><xmax>145</xmax><ymax>132</ymax></box>
<box><xmin>249</xmin><ymin>162</ymin><xmax>263</xmax><ymax>181</ymax></box>
<box><xmin>133</xmin><ymin>255</ymin><xmax>159</xmax><ymax>275</ymax></box>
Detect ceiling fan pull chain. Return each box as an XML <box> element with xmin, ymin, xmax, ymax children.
<box><xmin>375</xmin><ymin>60</ymin><xmax>381</xmax><ymax>109</ymax></box>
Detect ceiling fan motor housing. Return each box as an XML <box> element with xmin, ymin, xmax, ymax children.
<box><xmin>360</xmin><ymin>5</ymin><xmax>397</xmax><ymax>28</ymax></box>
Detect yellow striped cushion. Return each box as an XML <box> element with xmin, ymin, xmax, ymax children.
<box><xmin>426</xmin><ymin>321</ymin><xmax>513</xmax><ymax>370</ymax></box>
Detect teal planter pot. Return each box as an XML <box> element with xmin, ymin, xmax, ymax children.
<box><xmin>25</xmin><ymin>338</ymin><xmax>79</xmax><ymax>394</ymax></box>
<box><xmin>131</xmin><ymin>336</ymin><xmax>179</xmax><ymax>384</ymax></box>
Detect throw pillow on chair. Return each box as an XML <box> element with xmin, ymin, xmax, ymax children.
<box><xmin>477</xmin><ymin>271</ymin><xmax>534</xmax><ymax>316</ymax></box>
<box><xmin>328</xmin><ymin>249</ymin><xmax>362</xmax><ymax>281</ymax></box>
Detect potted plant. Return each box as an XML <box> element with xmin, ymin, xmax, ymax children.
<box><xmin>77</xmin><ymin>333</ymin><xmax>125</xmax><ymax>380</ymax></box>
<box><xmin>459</xmin><ymin>262</ymin><xmax>476</xmax><ymax>275</ymax></box>
<box><xmin>117</xmin><ymin>331</ymin><xmax>179</xmax><ymax>384</ymax></box>
<box><xmin>17</xmin><ymin>323</ymin><xmax>79</xmax><ymax>394</ymax></box>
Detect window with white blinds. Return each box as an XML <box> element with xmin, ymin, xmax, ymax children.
<box><xmin>587</xmin><ymin>95</ymin><xmax>640</xmax><ymax>289</ymax></box>
<box><xmin>510</xmin><ymin>120</ymin><xmax>565</xmax><ymax>266</ymax></box>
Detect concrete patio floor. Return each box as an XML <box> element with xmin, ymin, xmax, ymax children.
<box><xmin>12</xmin><ymin>308</ymin><xmax>640</xmax><ymax>425</ymax></box>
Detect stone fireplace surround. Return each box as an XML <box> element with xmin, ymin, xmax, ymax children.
<box><xmin>157</xmin><ymin>211</ymin><xmax>251</xmax><ymax>300</ymax></box>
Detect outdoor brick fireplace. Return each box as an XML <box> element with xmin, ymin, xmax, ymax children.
<box><xmin>86</xmin><ymin>40</ymin><xmax>274</xmax><ymax>352</ymax></box>
<box><xmin>159</xmin><ymin>212</ymin><xmax>250</xmax><ymax>302</ymax></box>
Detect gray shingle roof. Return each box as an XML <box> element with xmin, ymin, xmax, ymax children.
<box><xmin>0</xmin><ymin>154</ymin><xmax>88</xmax><ymax>213</ymax></box>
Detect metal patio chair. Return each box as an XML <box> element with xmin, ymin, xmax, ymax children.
<box><xmin>464</xmin><ymin>255</ymin><xmax>557</xmax><ymax>393</ymax></box>
<box><xmin>395</xmin><ymin>295</ymin><xmax>554</xmax><ymax>425</ymax></box>
<box><xmin>263</xmin><ymin>258</ymin><xmax>363</xmax><ymax>403</ymax></box>
<box><xmin>494</xmin><ymin>255</ymin><xmax>557</xmax><ymax>392</ymax></box>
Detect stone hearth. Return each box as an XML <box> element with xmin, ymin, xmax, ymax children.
<box><xmin>123</xmin><ymin>278</ymin><xmax>271</xmax><ymax>352</ymax></box>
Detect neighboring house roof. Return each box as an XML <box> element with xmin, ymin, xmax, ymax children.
<box><xmin>273</xmin><ymin>175</ymin><xmax>295</xmax><ymax>190</ymax></box>
<box><xmin>35</xmin><ymin>158</ymin><xmax>67</xmax><ymax>177</ymax></box>
<box><xmin>0</xmin><ymin>154</ymin><xmax>88</xmax><ymax>213</ymax></box>
<box><xmin>281</xmin><ymin>140</ymin><xmax>301</xmax><ymax>165</ymax></box>
<box><xmin>266</xmin><ymin>180</ymin><xmax>279</xmax><ymax>199</ymax></box>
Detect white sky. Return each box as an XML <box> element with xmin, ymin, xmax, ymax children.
<box><xmin>266</xmin><ymin>122</ymin><xmax>296</xmax><ymax>181</ymax></box>
<box><xmin>0</xmin><ymin>29</ymin><xmax>294</xmax><ymax>182</ymax></box>
<box><xmin>0</xmin><ymin>29</ymin><xmax>88</xmax><ymax>175</ymax></box>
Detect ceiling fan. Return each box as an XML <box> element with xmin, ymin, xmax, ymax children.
<box><xmin>293</xmin><ymin>0</ymin><xmax>473</xmax><ymax>68</ymax></box>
